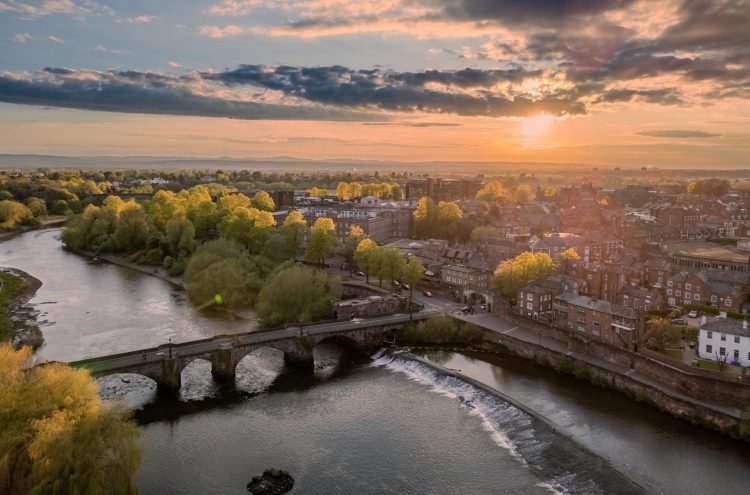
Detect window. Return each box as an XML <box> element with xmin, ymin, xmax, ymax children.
<box><xmin>734</xmin><ymin>350</ymin><xmax>740</xmax><ymax>361</ymax></box>
<box><xmin>706</xmin><ymin>344</ymin><xmax>713</xmax><ymax>353</ymax></box>
<box><xmin>685</xmin><ymin>283</ymin><xmax>691</xmax><ymax>290</ymax></box>
<box><xmin>526</xmin><ymin>302</ymin><xmax>532</xmax><ymax>310</ymax></box>
<box><xmin>735</xmin><ymin>336</ymin><xmax>740</xmax><ymax>344</ymax></box>
<box><xmin>725</xmin><ymin>299</ymin><xmax>732</xmax><ymax>307</ymax></box>
<box><xmin>694</xmin><ymin>294</ymin><xmax>700</xmax><ymax>300</ymax></box>
<box><xmin>707</xmin><ymin>331</ymin><xmax>712</xmax><ymax>339</ymax></box>
<box><xmin>676</xmin><ymin>290</ymin><xmax>681</xmax><ymax>296</ymax></box>
<box><xmin>720</xmin><ymin>347</ymin><xmax>726</xmax><ymax>356</ymax></box>
<box><xmin>668</xmin><ymin>280</ymin><xmax>673</xmax><ymax>287</ymax></box>
<box><xmin>623</xmin><ymin>301</ymin><xmax>628</xmax><ymax>307</ymax></box>
<box><xmin>667</xmin><ymin>289</ymin><xmax>673</xmax><ymax>295</ymax></box>
<box><xmin>721</xmin><ymin>334</ymin><xmax>726</xmax><ymax>341</ymax></box>
<box><xmin>711</xmin><ymin>295</ymin><xmax>717</xmax><ymax>302</ymax></box>
<box><xmin>527</xmin><ymin>293</ymin><xmax>533</xmax><ymax>301</ymax></box>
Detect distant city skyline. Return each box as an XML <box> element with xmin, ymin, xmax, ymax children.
<box><xmin>1</xmin><ymin>0</ymin><xmax>749</xmax><ymax>167</ymax></box>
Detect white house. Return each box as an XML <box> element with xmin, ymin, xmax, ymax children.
<box><xmin>698</xmin><ymin>318</ymin><xmax>750</xmax><ymax>367</ymax></box>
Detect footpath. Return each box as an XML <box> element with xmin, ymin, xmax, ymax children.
<box><xmin>453</xmin><ymin>311</ymin><xmax>745</xmax><ymax>419</ymax></box>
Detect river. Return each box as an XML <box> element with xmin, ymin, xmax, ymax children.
<box><xmin>2</xmin><ymin>229</ymin><xmax>750</xmax><ymax>494</ymax></box>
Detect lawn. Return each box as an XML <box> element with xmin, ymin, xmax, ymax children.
<box><xmin>658</xmin><ymin>348</ymin><xmax>683</xmax><ymax>360</ymax></box>
<box><xmin>692</xmin><ymin>359</ymin><xmax>725</xmax><ymax>372</ymax></box>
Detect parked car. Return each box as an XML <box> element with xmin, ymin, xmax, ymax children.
<box><xmin>402</xmin><ymin>284</ymin><xmax>410</xmax><ymax>291</ymax></box>
<box><xmin>671</xmin><ymin>318</ymin><xmax>688</xmax><ymax>326</ymax></box>
<box><xmin>422</xmin><ymin>291</ymin><xmax>432</xmax><ymax>297</ymax></box>
<box><xmin>687</xmin><ymin>310</ymin><xmax>699</xmax><ymax>318</ymax></box>
<box><xmin>355</xmin><ymin>271</ymin><xmax>365</xmax><ymax>277</ymax></box>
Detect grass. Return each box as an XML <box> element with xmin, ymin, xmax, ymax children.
<box><xmin>0</xmin><ymin>271</ymin><xmax>26</xmax><ymax>341</ymax></box>
<box><xmin>658</xmin><ymin>348</ymin><xmax>683</xmax><ymax>360</ymax></box>
<box><xmin>692</xmin><ymin>358</ymin><xmax>725</xmax><ymax>372</ymax></box>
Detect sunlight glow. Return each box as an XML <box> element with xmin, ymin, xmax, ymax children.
<box><xmin>519</xmin><ymin>114</ymin><xmax>555</xmax><ymax>138</ymax></box>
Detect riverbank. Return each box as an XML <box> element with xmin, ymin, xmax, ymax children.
<box><xmin>76</xmin><ymin>249</ymin><xmax>185</xmax><ymax>289</ymax></box>
<box><xmin>0</xmin><ymin>268</ymin><xmax>43</xmax><ymax>348</ymax></box>
<box><xmin>405</xmin><ymin>314</ymin><xmax>750</xmax><ymax>443</ymax></box>
<box><xmin>0</xmin><ymin>216</ymin><xmax>67</xmax><ymax>242</ymax></box>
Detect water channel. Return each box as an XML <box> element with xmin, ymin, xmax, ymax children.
<box><xmin>2</xmin><ymin>228</ymin><xmax>749</xmax><ymax>494</ymax></box>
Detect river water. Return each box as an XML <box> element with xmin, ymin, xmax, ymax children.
<box><xmin>2</xmin><ymin>229</ymin><xmax>750</xmax><ymax>494</ymax></box>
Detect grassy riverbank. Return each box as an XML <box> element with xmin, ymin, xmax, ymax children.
<box><xmin>0</xmin><ymin>271</ymin><xmax>27</xmax><ymax>340</ymax></box>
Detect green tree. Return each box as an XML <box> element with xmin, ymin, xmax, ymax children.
<box><xmin>436</xmin><ymin>201</ymin><xmax>463</xmax><ymax>243</ymax></box>
<box><xmin>112</xmin><ymin>202</ymin><xmax>150</xmax><ymax>252</ymax></box>
<box><xmin>470</xmin><ymin>226</ymin><xmax>502</xmax><ymax>244</ymax></box>
<box><xmin>281</xmin><ymin>210</ymin><xmax>307</xmax><ymax>260</ymax></box>
<box><xmin>378</xmin><ymin>246</ymin><xmax>406</xmax><ymax>288</ymax></box>
<box><xmin>0</xmin><ymin>344</ymin><xmax>141</xmax><ymax>495</ymax></box>
<box><xmin>402</xmin><ymin>256</ymin><xmax>425</xmax><ymax>298</ymax></box>
<box><xmin>342</xmin><ymin>225</ymin><xmax>366</xmax><ymax>275</ymax></box>
<box><xmin>414</xmin><ymin>197</ymin><xmax>438</xmax><ymax>239</ymax></box>
<box><xmin>643</xmin><ymin>318</ymin><xmax>682</xmax><ymax>351</ymax></box>
<box><xmin>307</xmin><ymin>187</ymin><xmax>327</xmax><ymax>198</ymax></box>
<box><xmin>335</xmin><ymin>182</ymin><xmax>350</xmax><ymax>200</ymax></box>
<box><xmin>305</xmin><ymin>217</ymin><xmax>338</xmax><ymax>267</ymax></box>
<box><xmin>256</xmin><ymin>264</ymin><xmax>341</xmax><ymax>327</ymax></box>
<box><xmin>184</xmin><ymin>239</ymin><xmax>272</xmax><ymax>308</ymax></box>
<box><xmin>165</xmin><ymin>213</ymin><xmax>196</xmax><ymax>257</ymax></box>
<box><xmin>24</xmin><ymin>197</ymin><xmax>47</xmax><ymax>217</ymax></box>
<box><xmin>251</xmin><ymin>191</ymin><xmax>275</xmax><ymax>212</ymax></box>
<box><xmin>353</xmin><ymin>238</ymin><xmax>380</xmax><ymax>283</ymax></box>
<box><xmin>514</xmin><ymin>184</ymin><xmax>535</xmax><ymax>205</ymax></box>
<box><xmin>494</xmin><ymin>251</ymin><xmax>555</xmax><ymax>305</ymax></box>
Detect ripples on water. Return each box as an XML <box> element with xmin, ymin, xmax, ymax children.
<box><xmin>371</xmin><ymin>350</ymin><xmax>644</xmax><ymax>495</ymax></box>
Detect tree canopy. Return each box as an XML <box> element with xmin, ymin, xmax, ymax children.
<box><xmin>0</xmin><ymin>344</ymin><xmax>141</xmax><ymax>495</ymax></box>
<box><xmin>256</xmin><ymin>264</ymin><xmax>341</xmax><ymax>327</ymax></box>
<box><xmin>494</xmin><ymin>251</ymin><xmax>555</xmax><ymax>304</ymax></box>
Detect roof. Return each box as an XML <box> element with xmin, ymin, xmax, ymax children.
<box><xmin>556</xmin><ymin>293</ymin><xmax>638</xmax><ymax>319</ymax></box>
<box><xmin>701</xmin><ymin>318</ymin><xmax>750</xmax><ymax>338</ymax></box>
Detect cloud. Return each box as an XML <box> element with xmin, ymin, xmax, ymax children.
<box><xmin>167</xmin><ymin>61</ymin><xmax>183</xmax><ymax>68</ymax></box>
<box><xmin>123</xmin><ymin>15</ymin><xmax>157</xmax><ymax>24</ymax></box>
<box><xmin>47</xmin><ymin>35</ymin><xmax>62</xmax><ymax>43</ymax></box>
<box><xmin>12</xmin><ymin>33</ymin><xmax>33</xmax><ymax>43</ymax></box>
<box><xmin>93</xmin><ymin>44</ymin><xmax>130</xmax><ymax>55</ymax></box>
<box><xmin>637</xmin><ymin>129</ymin><xmax>722</xmax><ymax>138</ymax></box>
<box><xmin>362</xmin><ymin>122</ymin><xmax>462</xmax><ymax>127</ymax></box>
<box><xmin>0</xmin><ymin>0</ymin><xmax>112</xmax><ymax>18</ymax></box>
<box><xmin>198</xmin><ymin>24</ymin><xmax>243</xmax><ymax>38</ymax></box>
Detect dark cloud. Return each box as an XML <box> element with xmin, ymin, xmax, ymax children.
<box><xmin>0</xmin><ymin>70</ymin><xmax>377</xmax><ymax>121</ymax></box>
<box><xmin>362</xmin><ymin>122</ymin><xmax>462</xmax><ymax>127</ymax></box>
<box><xmin>637</xmin><ymin>130</ymin><xmax>722</xmax><ymax>138</ymax></box>
<box><xmin>594</xmin><ymin>88</ymin><xmax>684</xmax><ymax>105</ymax></box>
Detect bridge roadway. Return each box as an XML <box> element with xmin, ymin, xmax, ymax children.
<box><xmin>68</xmin><ymin>309</ymin><xmax>439</xmax><ymax>394</ymax></box>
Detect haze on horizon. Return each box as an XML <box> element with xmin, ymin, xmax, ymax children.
<box><xmin>1</xmin><ymin>0</ymin><xmax>749</xmax><ymax>169</ymax></box>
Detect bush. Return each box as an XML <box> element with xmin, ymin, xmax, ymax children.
<box><xmin>401</xmin><ymin>315</ymin><xmax>483</xmax><ymax>344</ymax></box>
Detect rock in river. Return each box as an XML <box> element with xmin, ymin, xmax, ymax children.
<box><xmin>246</xmin><ymin>469</ymin><xmax>294</xmax><ymax>495</ymax></box>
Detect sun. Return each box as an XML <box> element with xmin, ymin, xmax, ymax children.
<box><xmin>519</xmin><ymin>114</ymin><xmax>555</xmax><ymax>137</ymax></box>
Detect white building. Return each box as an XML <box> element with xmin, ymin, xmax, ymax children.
<box><xmin>698</xmin><ymin>318</ymin><xmax>750</xmax><ymax>367</ymax></box>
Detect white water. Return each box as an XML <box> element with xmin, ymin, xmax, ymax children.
<box><xmin>372</xmin><ymin>351</ymin><xmax>606</xmax><ymax>495</ymax></box>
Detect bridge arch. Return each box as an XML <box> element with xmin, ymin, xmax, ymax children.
<box><xmin>180</xmin><ymin>358</ymin><xmax>218</xmax><ymax>400</ymax></box>
<box><xmin>95</xmin><ymin>373</ymin><xmax>158</xmax><ymax>408</ymax></box>
<box><xmin>314</xmin><ymin>334</ymin><xmax>361</xmax><ymax>352</ymax></box>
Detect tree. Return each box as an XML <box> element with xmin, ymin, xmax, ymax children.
<box><xmin>0</xmin><ymin>201</ymin><xmax>33</xmax><ymax>230</ymax></box>
<box><xmin>305</xmin><ymin>217</ymin><xmax>338</xmax><ymax>267</ymax></box>
<box><xmin>307</xmin><ymin>187</ymin><xmax>327</xmax><ymax>198</ymax></box>
<box><xmin>378</xmin><ymin>247</ymin><xmax>406</xmax><ymax>288</ymax></box>
<box><xmin>687</xmin><ymin>178</ymin><xmax>730</xmax><ymax>197</ymax></box>
<box><xmin>0</xmin><ymin>343</ymin><xmax>141</xmax><ymax>495</ymax></box>
<box><xmin>476</xmin><ymin>180</ymin><xmax>505</xmax><ymax>202</ymax></box>
<box><xmin>436</xmin><ymin>201</ymin><xmax>463</xmax><ymax>243</ymax></box>
<box><xmin>165</xmin><ymin>213</ymin><xmax>196</xmax><ymax>258</ymax></box>
<box><xmin>402</xmin><ymin>256</ymin><xmax>425</xmax><ymax>319</ymax></box>
<box><xmin>24</xmin><ymin>197</ymin><xmax>47</xmax><ymax>217</ymax></box>
<box><xmin>514</xmin><ymin>184</ymin><xmax>535</xmax><ymax>204</ymax></box>
<box><xmin>414</xmin><ymin>197</ymin><xmax>438</xmax><ymax>239</ymax></box>
<box><xmin>494</xmin><ymin>251</ymin><xmax>555</xmax><ymax>305</ymax></box>
<box><xmin>281</xmin><ymin>210</ymin><xmax>307</xmax><ymax>260</ymax></box>
<box><xmin>335</xmin><ymin>182</ymin><xmax>350</xmax><ymax>200</ymax></box>
<box><xmin>642</xmin><ymin>318</ymin><xmax>682</xmax><ymax>351</ymax></box>
<box><xmin>184</xmin><ymin>239</ymin><xmax>272</xmax><ymax>308</ymax></box>
<box><xmin>470</xmin><ymin>226</ymin><xmax>502</xmax><ymax>245</ymax></box>
<box><xmin>251</xmin><ymin>191</ymin><xmax>275</xmax><ymax>212</ymax></box>
<box><xmin>112</xmin><ymin>202</ymin><xmax>149</xmax><ymax>253</ymax></box>
<box><xmin>557</xmin><ymin>247</ymin><xmax>581</xmax><ymax>275</ymax></box>
<box><xmin>256</xmin><ymin>264</ymin><xmax>341</xmax><ymax>327</ymax></box>
<box><xmin>342</xmin><ymin>225</ymin><xmax>366</xmax><ymax>275</ymax></box>
<box><xmin>353</xmin><ymin>238</ymin><xmax>379</xmax><ymax>283</ymax></box>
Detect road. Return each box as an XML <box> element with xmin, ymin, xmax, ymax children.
<box><xmin>70</xmin><ymin>309</ymin><xmax>440</xmax><ymax>373</ymax></box>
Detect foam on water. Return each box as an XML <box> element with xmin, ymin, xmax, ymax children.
<box><xmin>372</xmin><ymin>350</ymin><xmax>608</xmax><ymax>495</ymax></box>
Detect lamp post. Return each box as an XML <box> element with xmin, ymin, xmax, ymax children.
<box><xmin>168</xmin><ymin>337</ymin><xmax>172</xmax><ymax>358</ymax></box>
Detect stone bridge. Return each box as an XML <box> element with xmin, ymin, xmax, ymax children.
<box><xmin>67</xmin><ymin>310</ymin><xmax>437</xmax><ymax>396</ymax></box>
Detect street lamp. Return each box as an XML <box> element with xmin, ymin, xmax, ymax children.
<box><xmin>168</xmin><ymin>337</ymin><xmax>172</xmax><ymax>358</ymax></box>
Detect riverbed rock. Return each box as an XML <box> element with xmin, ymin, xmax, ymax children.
<box><xmin>246</xmin><ymin>469</ymin><xmax>294</xmax><ymax>495</ymax></box>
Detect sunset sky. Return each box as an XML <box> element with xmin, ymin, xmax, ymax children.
<box><xmin>1</xmin><ymin>0</ymin><xmax>749</xmax><ymax>167</ymax></box>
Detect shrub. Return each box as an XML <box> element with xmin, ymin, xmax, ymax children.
<box><xmin>402</xmin><ymin>315</ymin><xmax>483</xmax><ymax>344</ymax></box>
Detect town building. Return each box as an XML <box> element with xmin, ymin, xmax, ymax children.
<box><xmin>405</xmin><ymin>178</ymin><xmax>483</xmax><ymax>202</ymax></box>
<box><xmin>698</xmin><ymin>318</ymin><xmax>750</xmax><ymax>367</ymax></box>
<box><xmin>552</xmin><ymin>293</ymin><xmax>640</xmax><ymax>348</ymax></box>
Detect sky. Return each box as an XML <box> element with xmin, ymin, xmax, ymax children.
<box><xmin>1</xmin><ymin>0</ymin><xmax>749</xmax><ymax>168</ymax></box>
